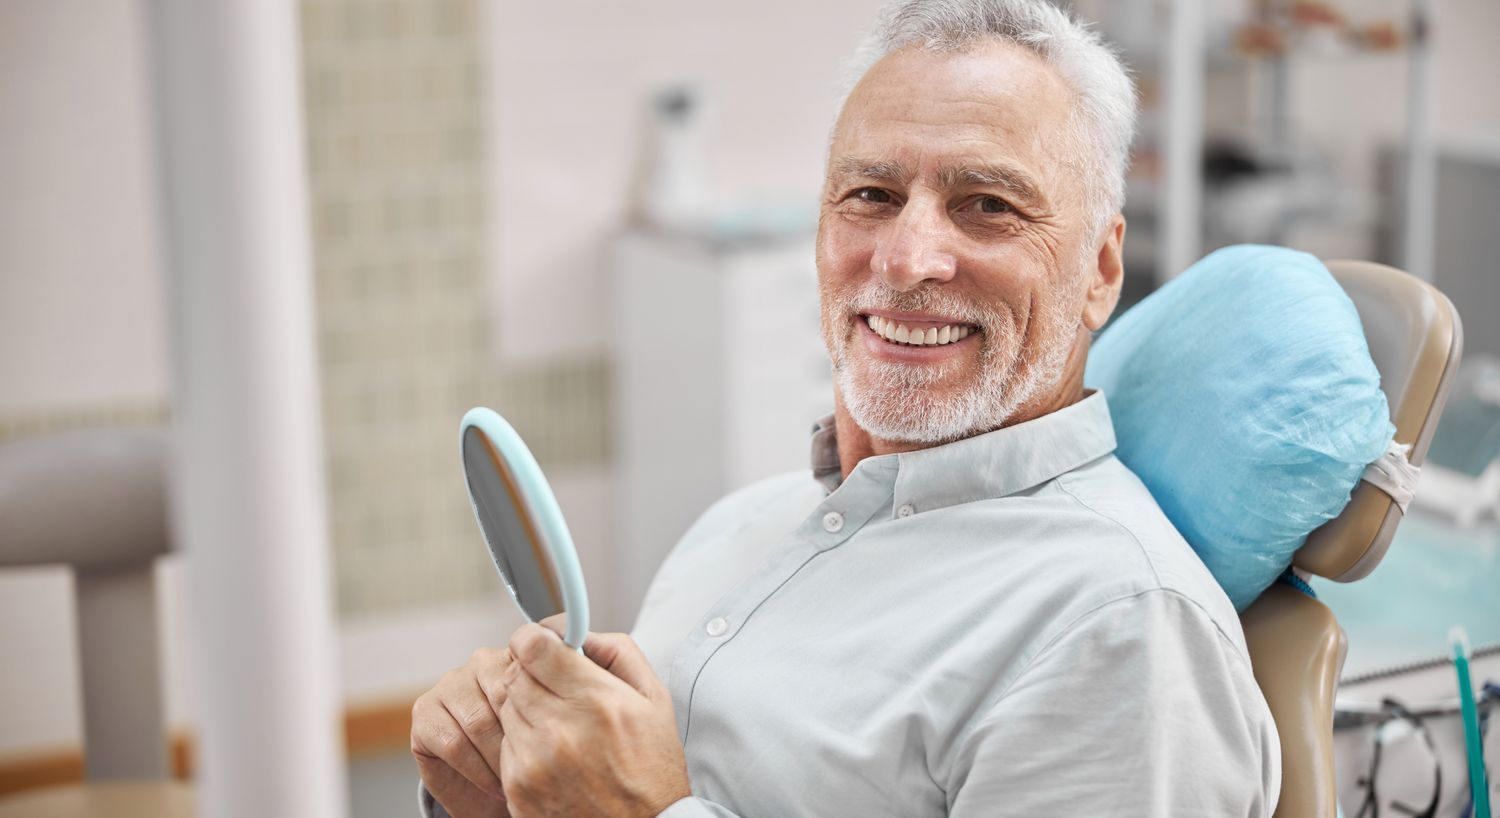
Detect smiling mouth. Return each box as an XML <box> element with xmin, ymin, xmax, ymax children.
<box><xmin>861</xmin><ymin>314</ymin><xmax>978</xmax><ymax>347</ymax></box>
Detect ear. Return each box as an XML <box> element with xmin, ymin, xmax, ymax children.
<box><xmin>1081</xmin><ymin>215</ymin><xmax>1126</xmax><ymax>332</ymax></box>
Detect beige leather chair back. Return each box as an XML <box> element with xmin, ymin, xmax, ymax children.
<box><xmin>1241</xmin><ymin>260</ymin><xmax>1463</xmax><ymax>818</ymax></box>
<box><xmin>0</xmin><ymin>428</ymin><xmax>172</xmax><ymax>781</ymax></box>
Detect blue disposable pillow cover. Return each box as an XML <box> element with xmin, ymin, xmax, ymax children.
<box><xmin>1085</xmin><ymin>245</ymin><xmax>1395</xmax><ymax>611</ymax></box>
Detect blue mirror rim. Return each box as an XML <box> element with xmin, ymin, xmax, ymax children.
<box><xmin>460</xmin><ymin>407</ymin><xmax>589</xmax><ymax>649</ymax></box>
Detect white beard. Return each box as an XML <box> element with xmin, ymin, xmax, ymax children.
<box><xmin>823</xmin><ymin>280</ymin><xmax>1080</xmax><ymax>444</ymax></box>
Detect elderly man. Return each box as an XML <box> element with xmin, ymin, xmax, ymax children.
<box><xmin>412</xmin><ymin>1</ymin><xmax>1281</xmax><ymax>815</ymax></box>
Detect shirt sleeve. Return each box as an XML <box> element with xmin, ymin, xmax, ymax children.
<box><xmin>945</xmin><ymin>589</ymin><xmax>1281</xmax><ymax>817</ymax></box>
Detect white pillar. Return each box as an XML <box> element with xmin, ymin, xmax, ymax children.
<box><xmin>1403</xmin><ymin>0</ymin><xmax>1436</xmax><ymax>282</ymax></box>
<box><xmin>1160</xmin><ymin>0</ymin><xmax>1205</xmax><ymax>284</ymax></box>
<box><xmin>146</xmin><ymin>1</ymin><xmax>347</xmax><ymax>816</ymax></box>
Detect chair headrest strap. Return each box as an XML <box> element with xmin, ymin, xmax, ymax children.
<box><xmin>1360</xmin><ymin>440</ymin><xmax>1421</xmax><ymax>514</ymax></box>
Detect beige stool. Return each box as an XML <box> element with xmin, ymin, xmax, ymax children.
<box><xmin>0</xmin><ymin>428</ymin><xmax>193</xmax><ymax>814</ymax></box>
<box><xmin>0</xmin><ymin>781</ymin><xmax>194</xmax><ymax>818</ymax></box>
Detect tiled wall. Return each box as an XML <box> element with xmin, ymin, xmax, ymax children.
<box><xmin>300</xmin><ymin>0</ymin><xmax>609</xmax><ymax>615</ymax></box>
<box><xmin>0</xmin><ymin>0</ymin><xmax>612</xmax><ymax>620</ymax></box>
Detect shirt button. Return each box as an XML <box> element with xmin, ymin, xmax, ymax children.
<box><xmin>822</xmin><ymin>511</ymin><xmax>845</xmax><ymax>533</ymax></box>
<box><xmin>705</xmin><ymin>616</ymin><xmax>729</xmax><ymax>637</ymax></box>
<box><xmin>897</xmin><ymin>503</ymin><xmax>915</xmax><ymax>518</ymax></box>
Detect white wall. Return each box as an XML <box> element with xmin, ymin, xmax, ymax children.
<box><xmin>484</xmin><ymin>0</ymin><xmax>882</xmax><ymax>364</ymax></box>
<box><xmin>1431</xmin><ymin>0</ymin><xmax>1500</xmax><ymax>136</ymax></box>
<box><xmin>0</xmin><ymin>0</ymin><xmax>169</xmax><ymax>415</ymax></box>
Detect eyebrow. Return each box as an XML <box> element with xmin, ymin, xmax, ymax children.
<box><xmin>937</xmin><ymin>162</ymin><xmax>1045</xmax><ymax>207</ymax></box>
<box><xmin>830</xmin><ymin>156</ymin><xmax>1047</xmax><ymax>209</ymax></box>
<box><xmin>830</xmin><ymin>157</ymin><xmax>914</xmax><ymax>184</ymax></box>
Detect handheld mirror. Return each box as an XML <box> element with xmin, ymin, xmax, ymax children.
<box><xmin>460</xmin><ymin>407</ymin><xmax>589</xmax><ymax>649</ymax></box>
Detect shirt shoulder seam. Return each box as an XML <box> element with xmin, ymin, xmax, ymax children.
<box><xmin>1004</xmin><ymin>585</ymin><xmax>1255</xmax><ymax>701</ymax></box>
<box><xmin>1051</xmin><ymin>472</ymin><xmax>1163</xmax><ymax>587</ymax></box>
<box><xmin>1049</xmin><ymin>471</ymin><xmax>1247</xmax><ymax>664</ymax></box>
<box><xmin>946</xmin><ymin>586</ymin><xmax>1264</xmax><ymax>801</ymax></box>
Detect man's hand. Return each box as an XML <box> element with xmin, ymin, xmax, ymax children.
<box><xmin>498</xmin><ymin>623</ymin><xmax>691</xmax><ymax>818</ymax></box>
<box><xmin>411</xmin><ymin>646</ymin><xmax>514</xmax><ymax>818</ymax></box>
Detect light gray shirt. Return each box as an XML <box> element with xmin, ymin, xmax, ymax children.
<box><xmin>635</xmin><ymin>391</ymin><xmax>1279</xmax><ymax>817</ymax></box>
<box><xmin>421</xmin><ymin>391</ymin><xmax>1280</xmax><ymax>817</ymax></box>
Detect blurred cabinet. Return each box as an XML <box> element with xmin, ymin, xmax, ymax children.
<box><xmin>610</xmin><ymin>230</ymin><xmax>830</xmax><ymax>621</ymax></box>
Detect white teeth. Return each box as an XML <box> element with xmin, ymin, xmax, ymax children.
<box><xmin>865</xmin><ymin>315</ymin><xmax>975</xmax><ymax>347</ymax></box>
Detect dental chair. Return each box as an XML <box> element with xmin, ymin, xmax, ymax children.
<box><xmin>1240</xmin><ymin>260</ymin><xmax>1463</xmax><ymax>818</ymax></box>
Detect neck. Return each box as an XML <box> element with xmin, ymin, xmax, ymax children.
<box><xmin>833</xmin><ymin>333</ymin><xmax>1091</xmax><ymax>480</ymax></box>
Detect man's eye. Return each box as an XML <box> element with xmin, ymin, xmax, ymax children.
<box><xmin>854</xmin><ymin>188</ymin><xmax>894</xmax><ymax>204</ymax></box>
<box><xmin>977</xmin><ymin>196</ymin><xmax>1011</xmax><ymax>214</ymax></box>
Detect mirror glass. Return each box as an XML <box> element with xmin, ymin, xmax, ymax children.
<box><xmin>460</xmin><ymin>410</ymin><xmax>587</xmax><ymax>646</ymax></box>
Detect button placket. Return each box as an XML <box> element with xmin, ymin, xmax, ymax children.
<box><xmin>672</xmin><ymin>537</ymin><xmax>826</xmax><ymax>741</ymax></box>
<box><xmin>676</xmin><ymin>457</ymin><xmax>894</xmax><ymax>741</ymax></box>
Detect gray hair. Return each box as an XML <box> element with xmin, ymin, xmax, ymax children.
<box><xmin>838</xmin><ymin>0</ymin><xmax>1138</xmax><ymax>236</ymax></box>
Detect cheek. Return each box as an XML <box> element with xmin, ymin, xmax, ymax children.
<box><xmin>1008</xmin><ymin>230</ymin><xmax>1069</xmax><ymax>280</ymax></box>
<box><xmin>815</xmin><ymin>217</ymin><xmax>875</xmax><ymax>286</ymax></box>
<box><xmin>962</xmin><ymin>245</ymin><xmax>1048</xmax><ymax>311</ymax></box>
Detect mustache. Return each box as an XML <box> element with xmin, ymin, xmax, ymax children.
<box><xmin>837</xmin><ymin>284</ymin><xmax>1008</xmax><ymax>330</ymax></box>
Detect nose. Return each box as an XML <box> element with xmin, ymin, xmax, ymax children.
<box><xmin>869</xmin><ymin>198</ymin><xmax>958</xmax><ymax>291</ymax></box>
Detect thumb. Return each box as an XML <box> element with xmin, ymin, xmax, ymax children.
<box><xmin>582</xmin><ymin>632</ymin><xmax>662</xmax><ymax>696</ymax></box>
<box><xmin>536</xmin><ymin>613</ymin><xmax>569</xmax><ymax>638</ymax></box>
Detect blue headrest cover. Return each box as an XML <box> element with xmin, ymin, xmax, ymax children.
<box><xmin>1086</xmin><ymin>245</ymin><xmax>1394</xmax><ymax>610</ymax></box>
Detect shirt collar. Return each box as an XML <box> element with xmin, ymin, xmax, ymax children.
<box><xmin>809</xmin><ymin>390</ymin><xmax>1117</xmax><ymax>512</ymax></box>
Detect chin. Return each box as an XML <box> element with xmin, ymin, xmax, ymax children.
<box><xmin>835</xmin><ymin>335</ymin><xmax>1077</xmax><ymax>444</ymax></box>
<box><xmin>837</xmin><ymin>365</ymin><xmax>1016</xmax><ymax>445</ymax></box>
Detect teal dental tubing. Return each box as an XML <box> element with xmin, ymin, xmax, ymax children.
<box><xmin>1452</xmin><ymin>626</ymin><xmax>1491</xmax><ymax>818</ymax></box>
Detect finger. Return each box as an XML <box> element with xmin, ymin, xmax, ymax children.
<box><xmin>474</xmin><ymin>650</ymin><xmax>512</xmax><ymax>714</ymax></box>
<box><xmin>433</xmin><ymin>700</ymin><xmax>507</xmax><ymax>799</ymax></box>
<box><xmin>412</xmin><ymin>697</ymin><xmax>505</xmax><ymax>800</ymax></box>
<box><xmin>448</xmin><ymin>673</ymin><xmax>506</xmax><ymax>780</ymax></box>
<box><xmin>498</xmin><ymin>733</ymin><xmax>528</xmax><ymax>806</ymax></box>
<box><xmin>537</xmin><ymin>613</ymin><xmax>568</xmax><ymax>638</ymax></box>
<box><xmin>413</xmin><ymin>750</ymin><xmax>508</xmax><ymax>818</ymax></box>
<box><xmin>509</xmin><ymin>622</ymin><xmax>621</xmax><ymax>700</ymax></box>
<box><xmin>582</xmin><ymin>631</ymin><xmax>663</xmax><ymax>696</ymax></box>
<box><xmin>499</xmin><ymin>694</ymin><xmax>534</xmax><ymax>738</ymax></box>
<box><xmin>503</xmin><ymin>663</ymin><xmax>554</xmax><ymax>724</ymax></box>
